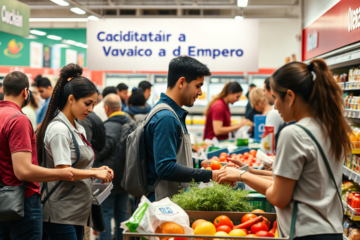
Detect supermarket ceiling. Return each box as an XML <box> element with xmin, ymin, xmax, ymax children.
<box><xmin>20</xmin><ymin>0</ymin><xmax>300</xmax><ymax>24</ymax></box>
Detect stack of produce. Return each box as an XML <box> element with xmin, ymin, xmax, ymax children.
<box><xmin>192</xmin><ymin>213</ymin><xmax>277</xmax><ymax>238</ymax></box>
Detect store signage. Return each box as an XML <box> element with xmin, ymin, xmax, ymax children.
<box><xmin>306</xmin><ymin>32</ymin><xmax>318</xmax><ymax>52</ymax></box>
<box><xmin>87</xmin><ymin>19</ymin><xmax>259</xmax><ymax>72</ymax></box>
<box><xmin>302</xmin><ymin>0</ymin><xmax>360</xmax><ymax>61</ymax></box>
<box><xmin>0</xmin><ymin>0</ymin><xmax>30</xmax><ymax>37</ymax></box>
<box><xmin>348</xmin><ymin>6</ymin><xmax>360</xmax><ymax>32</ymax></box>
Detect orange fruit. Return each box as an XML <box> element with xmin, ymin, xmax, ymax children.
<box><xmin>228</xmin><ymin>229</ymin><xmax>247</xmax><ymax>237</ymax></box>
<box><xmin>211</xmin><ymin>161</ymin><xmax>222</xmax><ymax>170</ymax></box>
<box><xmin>160</xmin><ymin>222</ymin><xmax>184</xmax><ymax>234</ymax></box>
<box><xmin>252</xmin><ymin>209</ymin><xmax>265</xmax><ymax>213</ymax></box>
<box><xmin>194</xmin><ymin>222</ymin><xmax>216</xmax><ymax>236</ymax></box>
<box><xmin>205</xmin><ymin>167</ymin><xmax>212</xmax><ymax>170</ymax></box>
<box><xmin>192</xmin><ymin>219</ymin><xmax>207</xmax><ymax>230</ymax></box>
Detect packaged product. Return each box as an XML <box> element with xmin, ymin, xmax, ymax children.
<box><xmin>349</xmin><ymin>228</ymin><xmax>360</xmax><ymax>240</ymax></box>
<box><xmin>344</xmin><ymin>217</ymin><xmax>352</xmax><ymax>237</ymax></box>
<box><xmin>121</xmin><ymin>196</ymin><xmax>193</xmax><ymax>236</ymax></box>
<box><xmin>350</xmin><ymin>69</ymin><xmax>354</xmax><ymax>82</ymax></box>
<box><xmin>260</xmin><ymin>126</ymin><xmax>275</xmax><ymax>155</ymax></box>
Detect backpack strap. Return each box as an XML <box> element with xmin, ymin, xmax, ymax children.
<box><xmin>143</xmin><ymin>103</ymin><xmax>186</xmax><ymax>135</ymax></box>
<box><xmin>288</xmin><ymin>124</ymin><xmax>344</xmax><ymax>240</ymax></box>
<box><xmin>41</xmin><ymin>118</ymin><xmax>81</xmax><ymax>205</ymax></box>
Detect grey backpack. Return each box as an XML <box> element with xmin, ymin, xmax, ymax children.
<box><xmin>122</xmin><ymin>103</ymin><xmax>181</xmax><ymax>197</ymax></box>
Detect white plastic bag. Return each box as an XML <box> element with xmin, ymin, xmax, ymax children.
<box><xmin>121</xmin><ymin>196</ymin><xmax>193</xmax><ymax>235</ymax></box>
<box><xmin>234</xmin><ymin>125</ymin><xmax>251</xmax><ymax>139</ymax></box>
<box><xmin>256</xmin><ymin>149</ymin><xmax>274</xmax><ymax>169</ymax></box>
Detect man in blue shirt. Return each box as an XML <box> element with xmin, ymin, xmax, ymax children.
<box><xmin>35</xmin><ymin>76</ymin><xmax>52</xmax><ymax>128</ymax></box>
<box><xmin>144</xmin><ymin>56</ymin><xmax>217</xmax><ymax>202</ymax></box>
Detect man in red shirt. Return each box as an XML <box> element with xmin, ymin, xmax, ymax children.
<box><xmin>0</xmin><ymin>71</ymin><xmax>73</xmax><ymax>240</ymax></box>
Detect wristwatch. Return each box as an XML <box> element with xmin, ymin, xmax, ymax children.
<box><xmin>239</xmin><ymin>170</ymin><xmax>246</xmax><ymax>182</ymax></box>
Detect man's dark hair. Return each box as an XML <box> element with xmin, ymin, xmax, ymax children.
<box><xmin>0</xmin><ymin>82</ymin><xmax>2</xmax><ymax>88</ymax></box>
<box><xmin>35</xmin><ymin>75</ymin><xmax>52</xmax><ymax>88</ymax></box>
<box><xmin>250</xmin><ymin>84</ymin><xmax>256</xmax><ymax>88</ymax></box>
<box><xmin>116</xmin><ymin>83</ymin><xmax>128</xmax><ymax>92</ymax></box>
<box><xmin>264</xmin><ymin>77</ymin><xmax>271</xmax><ymax>91</ymax></box>
<box><xmin>138</xmin><ymin>81</ymin><xmax>152</xmax><ymax>91</ymax></box>
<box><xmin>3</xmin><ymin>71</ymin><xmax>29</xmax><ymax>96</ymax></box>
<box><xmin>128</xmin><ymin>88</ymin><xmax>146</xmax><ymax>107</ymax></box>
<box><xmin>102</xmin><ymin>86</ymin><xmax>117</xmax><ymax>98</ymax></box>
<box><xmin>0</xmin><ymin>92</ymin><xmax>3</xmax><ymax>100</ymax></box>
<box><xmin>167</xmin><ymin>56</ymin><xmax>211</xmax><ymax>89</ymax></box>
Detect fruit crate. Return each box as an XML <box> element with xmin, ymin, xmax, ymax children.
<box><xmin>248</xmin><ymin>192</ymin><xmax>275</xmax><ymax>213</ymax></box>
<box><xmin>123</xmin><ymin>211</ymin><xmax>286</xmax><ymax>240</ymax></box>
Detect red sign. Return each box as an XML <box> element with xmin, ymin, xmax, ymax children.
<box><xmin>302</xmin><ymin>0</ymin><xmax>360</xmax><ymax>61</ymax></box>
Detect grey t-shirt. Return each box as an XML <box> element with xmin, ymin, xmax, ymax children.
<box><xmin>273</xmin><ymin>117</ymin><xmax>343</xmax><ymax>238</ymax></box>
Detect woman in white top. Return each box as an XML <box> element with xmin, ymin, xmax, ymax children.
<box><xmin>22</xmin><ymin>90</ymin><xmax>40</xmax><ymax>130</ymax></box>
<box><xmin>36</xmin><ymin>63</ymin><xmax>114</xmax><ymax>240</ymax></box>
<box><xmin>217</xmin><ymin>59</ymin><xmax>351</xmax><ymax>240</ymax></box>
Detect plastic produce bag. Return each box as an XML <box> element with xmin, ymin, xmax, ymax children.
<box><xmin>234</xmin><ymin>125</ymin><xmax>251</xmax><ymax>139</ymax></box>
<box><xmin>256</xmin><ymin>150</ymin><xmax>274</xmax><ymax>170</ymax></box>
<box><xmin>121</xmin><ymin>196</ymin><xmax>193</xmax><ymax>235</ymax></box>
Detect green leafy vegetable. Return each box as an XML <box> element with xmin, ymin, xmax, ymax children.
<box><xmin>171</xmin><ymin>181</ymin><xmax>253</xmax><ymax>212</ymax></box>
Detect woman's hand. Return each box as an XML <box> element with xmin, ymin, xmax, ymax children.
<box><xmin>217</xmin><ymin>167</ymin><xmax>245</xmax><ymax>183</ymax></box>
<box><xmin>227</xmin><ymin>158</ymin><xmax>245</xmax><ymax>167</ymax></box>
<box><xmin>92</xmin><ymin>166</ymin><xmax>114</xmax><ymax>180</ymax></box>
<box><xmin>93</xmin><ymin>169</ymin><xmax>112</xmax><ymax>183</ymax></box>
<box><xmin>58</xmin><ymin>167</ymin><xmax>74</xmax><ymax>181</ymax></box>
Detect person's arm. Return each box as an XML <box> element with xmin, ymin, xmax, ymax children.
<box><xmin>55</xmin><ymin>165</ymin><xmax>111</xmax><ymax>182</ymax></box>
<box><xmin>12</xmin><ymin>152</ymin><xmax>73</xmax><ymax>182</ymax></box>
<box><xmin>213</xmin><ymin>120</ymin><xmax>251</xmax><ymax>136</ymax></box>
<box><xmin>152</xmin><ymin>115</ymin><xmax>216</xmax><ymax>182</ymax></box>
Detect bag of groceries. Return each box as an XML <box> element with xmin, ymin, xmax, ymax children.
<box><xmin>121</xmin><ymin>196</ymin><xmax>193</xmax><ymax>236</ymax></box>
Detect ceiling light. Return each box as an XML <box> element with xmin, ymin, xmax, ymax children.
<box><xmin>235</xmin><ymin>15</ymin><xmax>244</xmax><ymax>20</ymax></box>
<box><xmin>62</xmin><ymin>39</ymin><xmax>76</xmax><ymax>45</ymax></box>
<box><xmin>54</xmin><ymin>44</ymin><xmax>70</xmax><ymax>48</ymax></box>
<box><xmin>29</xmin><ymin>29</ymin><xmax>46</xmax><ymax>36</ymax></box>
<box><xmin>26</xmin><ymin>35</ymin><xmax>37</xmax><ymax>39</ymax></box>
<box><xmin>82</xmin><ymin>44</ymin><xmax>88</xmax><ymax>48</ymax></box>
<box><xmin>47</xmin><ymin>35</ymin><xmax>62</xmax><ymax>40</ymax></box>
<box><xmin>88</xmin><ymin>15</ymin><xmax>99</xmax><ymax>20</ymax></box>
<box><xmin>70</xmin><ymin>7</ymin><xmax>86</xmax><ymax>15</ymax></box>
<box><xmin>50</xmin><ymin>0</ymin><xmax>69</xmax><ymax>6</ymax></box>
<box><xmin>237</xmin><ymin>0</ymin><xmax>248</xmax><ymax>7</ymax></box>
<box><xmin>30</xmin><ymin>18</ymin><xmax>88</xmax><ymax>22</ymax></box>
<box><xmin>74</xmin><ymin>42</ymin><xmax>84</xmax><ymax>47</ymax></box>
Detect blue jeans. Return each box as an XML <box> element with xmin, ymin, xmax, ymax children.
<box><xmin>0</xmin><ymin>194</ymin><xmax>42</xmax><ymax>240</ymax></box>
<box><xmin>43</xmin><ymin>222</ymin><xmax>84</xmax><ymax>240</ymax></box>
<box><xmin>99</xmin><ymin>192</ymin><xmax>129</xmax><ymax>240</ymax></box>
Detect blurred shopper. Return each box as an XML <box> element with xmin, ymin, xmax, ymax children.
<box><xmin>35</xmin><ymin>75</ymin><xmax>53</xmax><ymax>128</ymax></box>
<box><xmin>244</xmin><ymin>83</ymin><xmax>256</xmax><ymax>115</ymax></box>
<box><xmin>22</xmin><ymin>90</ymin><xmax>40</xmax><ymax>131</ymax></box>
<box><xmin>144</xmin><ymin>56</ymin><xmax>218</xmax><ymax>202</ymax></box>
<box><xmin>0</xmin><ymin>92</ymin><xmax>4</xmax><ymax>101</ymax></box>
<box><xmin>203</xmin><ymin>82</ymin><xmax>251</xmax><ymax>141</ymax></box>
<box><xmin>0</xmin><ymin>71</ymin><xmax>73</xmax><ymax>240</ymax></box>
<box><xmin>0</xmin><ymin>82</ymin><xmax>3</xmax><ymax>93</ymax></box>
<box><xmin>124</xmin><ymin>87</ymin><xmax>151</xmax><ymax>122</ymax></box>
<box><xmin>263</xmin><ymin>77</ymin><xmax>284</xmax><ymax>135</ymax></box>
<box><xmin>116</xmin><ymin>83</ymin><xmax>129</xmax><ymax>110</ymax></box>
<box><xmin>97</xmin><ymin>94</ymin><xmax>131</xmax><ymax>240</ymax></box>
<box><xmin>217</xmin><ymin>60</ymin><xmax>349</xmax><ymax>240</ymax></box>
<box><xmin>138</xmin><ymin>80</ymin><xmax>153</xmax><ymax>105</ymax></box>
<box><xmin>36</xmin><ymin>64</ymin><xmax>113</xmax><ymax>240</ymax></box>
<box><xmin>93</xmin><ymin>86</ymin><xmax>117</xmax><ymax>122</ymax></box>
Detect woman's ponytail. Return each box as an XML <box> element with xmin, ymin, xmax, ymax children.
<box><xmin>36</xmin><ymin>63</ymin><xmax>96</xmax><ymax>165</ymax></box>
<box><xmin>271</xmin><ymin>59</ymin><xmax>352</xmax><ymax>160</ymax></box>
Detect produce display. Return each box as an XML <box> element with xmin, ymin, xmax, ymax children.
<box><xmin>171</xmin><ymin>181</ymin><xmax>253</xmax><ymax>212</ymax></box>
<box><xmin>207</xmin><ymin>150</ymin><xmax>261</xmax><ymax>168</ymax></box>
<box><xmin>344</xmin><ymin>217</ymin><xmax>360</xmax><ymax>240</ymax></box>
<box><xmin>191</xmin><ymin>213</ymin><xmax>278</xmax><ymax>238</ymax></box>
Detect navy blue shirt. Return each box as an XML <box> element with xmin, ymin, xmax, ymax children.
<box><xmin>145</xmin><ymin>93</ymin><xmax>212</xmax><ymax>201</ymax></box>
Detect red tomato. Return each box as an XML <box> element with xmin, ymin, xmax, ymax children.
<box><xmin>255</xmin><ymin>231</ymin><xmax>274</xmax><ymax>237</ymax></box>
<box><xmin>243</xmin><ymin>153</ymin><xmax>249</xmax><ymax>159</ymax></box>
<box><xmin>219</xmin><ymin>155</ymin><xmax>227</xmax><ymax>162</ymax></box>
<box><xmin>240</xmin><ymin>213</ymin><xmax>257</xmax><ymax>224</ymax></box>
<box><xmin>220</xmin><ymin>152</ymin><xmax>228</xmax><ymax>158</ymax></box>
<box><xmin>249</xmin><ymin>163</ymin><xmax>254</xmax><ymax>167</ymax></box>
<box><xmin>251</xmin><ymin>222</ymin><xmax>269</xmax><ymax>234</ymax></box>
<box><xmin>262</xmin><ymin>217</ymin><xmax>271</xmax><ymax>229</ymax></box>
<box><xmin>216</xmin><ymin>225</ymin><xmax>232</xmax><ymax>234</ymax></box>
<box><xmin>214</xmin><ymin>215</ymin><xmax>234</xmax><ymax>229</ymax></box>
<box><xmin>211</xmin><ymin>161</ymin><xmax>222</xmax><ymax>170</ymax></box>
<box><xmin>251</xmin><ymin>159</ymin><xmax>257</xmax><ymax>163</ymax></box>
<box><xmin>248</xmin><ymin>154</ymin><xmax>254</xmax><ymax>158</ymax></box>
<box><xmin>230</xmin><ymin>154</ymin><xmax>237</xmax><ymax>158</ymax></box>
<box><xmin>237</xmin><ymin>154</ymin><xmax>243</xmax><ymax>158</ymax></box>
<box><xmin>249</xmin><ymin>150</ymin><xmax>257</xmax><ymax>157</ymax></box>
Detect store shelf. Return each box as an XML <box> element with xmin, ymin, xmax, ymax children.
<box><xmin>345</xmin><ymin>109</ymin><xmax>360</xmax><ymax>119</ymax></box>
<box><xmin>339</xmin><ymin>82</ymin><xmax>360</xmax><ymax>91</ymax></box>
<box><xmin>353</xmin><ymin>149</ymin><xmax>360</xmax><ymax>154</ymax></box>
<box><xmin>343</xmin><ymin>199</ymin><xmax>360</xmax><ymax>221</ymax></box>
<box><xmin>343</xmin><ymin>166</ymin><xmax>360</xmax><ymax>184</ymax></box>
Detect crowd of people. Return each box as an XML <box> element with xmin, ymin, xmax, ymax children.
<box><xmin>0</xmin><ymin>56</ymin><xmax>348</xmax><ymax>240</ymax></box>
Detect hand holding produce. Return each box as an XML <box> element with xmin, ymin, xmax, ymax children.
<box><xmin>217</xmin><ymin>167</ymin><xmax>246</xmax><ymax>183</ymax></box>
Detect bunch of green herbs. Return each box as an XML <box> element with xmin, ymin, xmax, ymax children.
<box><xmin>171</xmin><ymin>181</ymin><xmax>253</xmax><ymax>212</ymax></box>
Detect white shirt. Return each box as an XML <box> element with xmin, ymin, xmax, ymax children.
<box><xmin>44</xmin><ymin>111</ymin><xmax>87</xmax><ymax>166</ymax></box>
<box><xmin>274</xmin><ymin>118</ymin><xmax>343</xmax><ymax>238</ymax></box>
<box><xmin>93</xmin><ymin>101</ymin><xmax>108</xmax><ymax>122</ymax></box>
<box><xmin>22</xmin><ymin>106</ymin><xmax>37</xmax><ymax>131</ymax></box>
<box><xmin>265</xmin><ymin>106</ymin><xmax>284</xmax><ymax>134</ymax></box>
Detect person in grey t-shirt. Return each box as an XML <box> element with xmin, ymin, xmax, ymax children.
<box><xmin>217</xmin><ymin>60</ymin><xmax>351</xmax><ymax>240</ymax></box>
